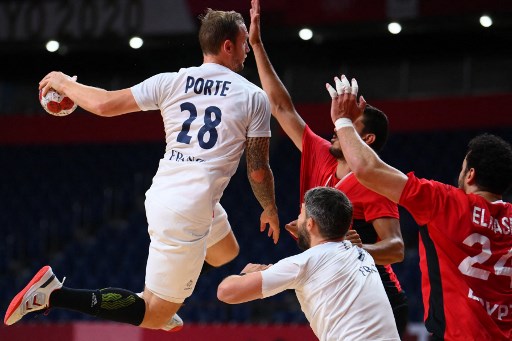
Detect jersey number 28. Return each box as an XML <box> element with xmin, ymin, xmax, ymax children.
<box><xmin>177</xmin><ymin>102</ymin><xmax>222</xmax><ymax>149</ymax></box>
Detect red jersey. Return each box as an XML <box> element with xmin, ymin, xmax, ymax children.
<box><xmin>300</xmin><ymin>125</ymin><xmax>406</xmax><ymax>309</ymax></box>
<box><xmin>399</xmin><ymin>173</ymin><xmax>512</xmax><ymax>340</ymax></box>
<box><xmin>300</xmin><ymin>126</ymin><xmax>399</xmax><ymax>221</ymax></box>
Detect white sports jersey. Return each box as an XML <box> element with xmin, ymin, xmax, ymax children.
<box><xmin>131</xmin><ymin>63</ymin><xmax>271</xmax><ymax>204</ymax></box>
<box><xmin>133</xmin><ymin>63</ymin><xmax>271</xmax><ymax>302</ymax></box>
<box><xmin>261</xmin><ymin>241</ymin><xmax>400</xmax><ymax>341</ymax></box>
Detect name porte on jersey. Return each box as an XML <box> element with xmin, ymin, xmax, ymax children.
<box><xmin>185</xmin><ymin>76</ymin><xmax>231</xmax><ymax>96</ymax></box>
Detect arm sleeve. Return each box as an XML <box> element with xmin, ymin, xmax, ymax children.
<box><xmin>247</xmin><ymin>91</ymin><xmax>271</xmax><ymax>138</ymax></box>
<box><xmin>362</xmin><ymin>194</ymin><xmax>400</xmax><ymax>221</ymax></box>
<box><xmin>398</xmin><ymin>172</ymin><xmax>451</xmax><ymax>226</ymax></box>
<box><xmin>130</xmin><ymin>73</ymin><xmax>176</xmax><ymax>111</ymax></box>
<box><xmin>260</xmin><ymin>258</ymin><xmax>301</xmax><ymax>298</ymax></box>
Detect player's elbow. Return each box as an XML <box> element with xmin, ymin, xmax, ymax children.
<box><xmin>92</xmin><ymin>102</ymin><xmax>109</xmax><ymax>116</ymax></box>
<box><xmin>395</xmin><ymin>240</ymin><xmax>405</xmax><ymax>263</ymax></box>
<box><xmin>270</xmin><ymin>102</ymin><xmax>293</xmax><ymax>118</ymax></box>
<box><xmin>217</xmin><ymin>282</ymin><xmax>239</xmax><ymax>304</ymax></box>
<box><xmin>388</xmin><ymin>238</ymin><xmax>405</xmax><ymax>263</ymax></box>
<box><xmin>248</xmin><ymin>168</ymin><xmax>268</xmax><ymax>184</ymax></box>
<box><xmin>350</xmin><ymin>160</ymin><xmax>372</xmax><ymax>179</ymax></box>
<box><xmin>92</xmin><ymin>92</ymin><xmax>121</xmax><ymax>117</ymax></box>
<box><xmin>93</xmin><ymin>100</ymin><xmax>118</xmax><ymax>117</ymax></box>
<box><xmin>351</xmin><ymin>158</ymin><xmax>380</xmax><ymax>183</ymax></box>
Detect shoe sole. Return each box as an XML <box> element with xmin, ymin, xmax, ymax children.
<box><xmin>4</xmin><ymin>265</ymin><xmax>53</xmax><ymax>326</ymax></box>
<box><xmin>168</xmin><ymin>325</ymin><xmax>183</xmax><ymax>332</ymax></box>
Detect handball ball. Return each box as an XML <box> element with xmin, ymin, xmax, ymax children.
<box><xmin>39</xmin><ymin>89</ymin><xmax>77</xmax><ymax>116</ymax></box>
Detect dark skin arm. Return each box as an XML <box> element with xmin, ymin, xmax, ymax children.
<box><xmin>364</xmin><ymin>218</ymin><xmax>404</xmax><ymax>265</ymax></box>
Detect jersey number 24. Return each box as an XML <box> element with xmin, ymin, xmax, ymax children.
<box><xmin>458</xmin><ymin>233</ymin><xmax>512</xmax><ymax>287</ymax></box>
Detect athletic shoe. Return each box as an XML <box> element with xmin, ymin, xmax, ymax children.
<box><xmin>162</xmin><ymin>313</ymin><xmax>184</xmax><ymax>332</ymax></box>
<box><xmin>4</xmin><ymin>265</ymin><xmax>63</xmax><ymax>325</ymax></box>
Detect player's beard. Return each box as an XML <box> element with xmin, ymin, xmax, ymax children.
<box><xmin>232</xmin><ymin>55</ymin><xmax>246</xmax><ymax>73</ymax></box>
<box><xmin>233</xmin><ymin>62</ymin><xmax>244</xmax><ymax>73</ymax></box>
<box><xmin>297</xmin><ymin>221</ymin><xmax>311</xmax><ymax>251</ymax></box>
<box><xmin>329</xmin><ymin>145</ymin><xmax>345</xmax><ymax>160</ymax></box>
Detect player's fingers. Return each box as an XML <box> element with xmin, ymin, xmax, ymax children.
<box><xmin>71</xmin><ymin>75</ymin><xmax>78</xmax><ymax>82</ymax></box>
<box><xmin>326</xmin><ymin>83</ymin><xmax>337</xmax><ymax>99</ymax></box>
<box><xmin>334</xmin><ymin>77</ymin><xmax>343</xmax><ymax>95</ymax></box>
<box><xmin>359</xmin><ymin>95</ymin><xmax>367</xmax><ymax>111</ymax></box>
<box><xmin>341</xmin><ymin>75</ymin><xmax>351</xmax><ymax>95</ymax></box>
<box><xmin>341</xmin><ymin>74</ymin><xmax>350</xmax><ymax>88</ymax></box>
<box><xmin>351</xmin><ymin>78</ymin><xmax>358</xmax><ymax>97</ymax></box>
<box><xmin>260</xmin><ymin>219</ymin><xmax>266</xmax><ymax>232</ymax></box>
<box><xmin>42</xmin><ymin>83</ymin><xmax>52</xmax><ymax>96</ymax></box>
<box><xmin>273</xmin><ymin>227</ymin><xmax>280</xmax><ymax>244</ymax></box>
<box><xmin>39</xmin><ymin>74</ymin><xmax>51</xmax><ymax>87</ymax></box>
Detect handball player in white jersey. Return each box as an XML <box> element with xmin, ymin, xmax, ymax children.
<box><xmin>218</xmin><ymin>187</ymin><xmax>400</xmax><ymax>341</ymax></box>
<box><xmin>5</xmin><ymin>8</ymin><xmax>280</xmax><ymax>331</ymax></box>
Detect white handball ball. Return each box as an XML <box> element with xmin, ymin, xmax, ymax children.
<box><xmin>39</xmin><ymin>89</ymin><xmax>77</xmax><ymax>116</ymax></box>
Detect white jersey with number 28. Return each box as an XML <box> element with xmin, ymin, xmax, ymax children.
<box><xmin>131</xmin><ymin>63</ymin><xmax>271</xmax><ymax>207</ymax></box>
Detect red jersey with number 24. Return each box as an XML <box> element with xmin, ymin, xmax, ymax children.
<box><xmin>399</xmin><ymin>173</ymin><xmax>512</xmax><ymax>340</ymax></box>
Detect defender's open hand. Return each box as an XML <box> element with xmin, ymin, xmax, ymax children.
<box><xmin>326</xmin><ymin>75</ymin><xmax>366</xmax><ymax>124</ymax></box>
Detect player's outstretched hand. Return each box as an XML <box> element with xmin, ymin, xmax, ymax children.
<box><xmin>249</xmin><ymin>0</ymin><xmax>262</xmax><ymax>47</ymax></box>
<box><xmin>345</xmin><ymin>229</ymin><xmax>362</xmax><ymax>247</ymax></box>
<box><xmin>260</xmin><ymin>205</ymin><xmax>280</xmax><ymax>244</ymax></box>
<box><xmin>326</xmin><ymin>75</ymin><xmax>366</xmax><ymax>124</ymax></box>
<box><xmin>39</xmin><ymin>72</ymin><xmax>77</xmax><ymax>97</ymax></box>
<box><xmin>285</xmin><ymin>219</ymin><xmax>299</xmax><ymax>239</ymax></box>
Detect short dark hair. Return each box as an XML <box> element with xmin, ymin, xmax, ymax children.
<box><xmin>304</xmin><ymin>187</ymin><xmax>353</xmax><ymax>240</ymax></box>
<box><xmin>466</xmin><ymin>134</ymin><xmax>512</xmax><ymax>195</ymax></box>
<box><xmin>361</xmin><ymin>104</ymin><xmax>389</xmax><ymax>152</ymax></box>
<box><xmin>198</xmin><ymin>8</ymin><xmax>245</xmax><ymax>55</ymax></box>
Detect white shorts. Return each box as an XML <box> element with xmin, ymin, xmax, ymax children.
<box><xmin>144</xmin><ymin>160</ymin><xmax>214</xmax><ymax>303</ymax></box>
<box><xmin>207</xmin><ymin>203</ymin><xmax>232</xmax><ymax>248</ymax></box>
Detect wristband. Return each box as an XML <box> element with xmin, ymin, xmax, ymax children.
<box><xmin>334</xmin><ymin>118</ymin><xmax>353</xmax><ymax>131</ymax></box>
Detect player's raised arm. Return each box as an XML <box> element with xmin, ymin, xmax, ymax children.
<box><xmin>249</xmin><ymin>0</ymin><xmax>305</xmax><ymax>150</ymax></box>
<box><xmin>327</xmin><ymin>75</ymin><xmax>408</xmax><ymax>203</ymax></box>
<box><xmin>39</xmin><ymin>71</ymin><xmax>140</xmax><ymax>117</ymax></box>
<box><xmin>246</xmin><ymin>136</ymin><xmax>280</xmax><ymax>244</ymax></box>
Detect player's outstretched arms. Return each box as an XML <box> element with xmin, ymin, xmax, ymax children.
<box><xmin>39</xmin><ymin>71</ymin><xmax>140</xmax><ymax>117</ymax></box>
<box><xmin>246</xmin><ymin>136</ymin><xmax>280</xmax><ymax>244</ymax></box>
<box><xmin>249</xmin><ymin>0</ymin><xmax>305</xmax><ymax>151</ymax></box>
<box><xmin>327</xmin><ymin>75</ymin><xmax>408</xmax><ymax>203</ymax></box>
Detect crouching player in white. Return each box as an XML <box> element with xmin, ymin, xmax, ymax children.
<box><xmin>4</xmin><ymin>8</ymin><xmax>280</xmax><ymax>332</ymax></box>
<box><xmin>217</xmin><ymin>186</ymin><xmax>400</xmax><ymax>341</ymax></box>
